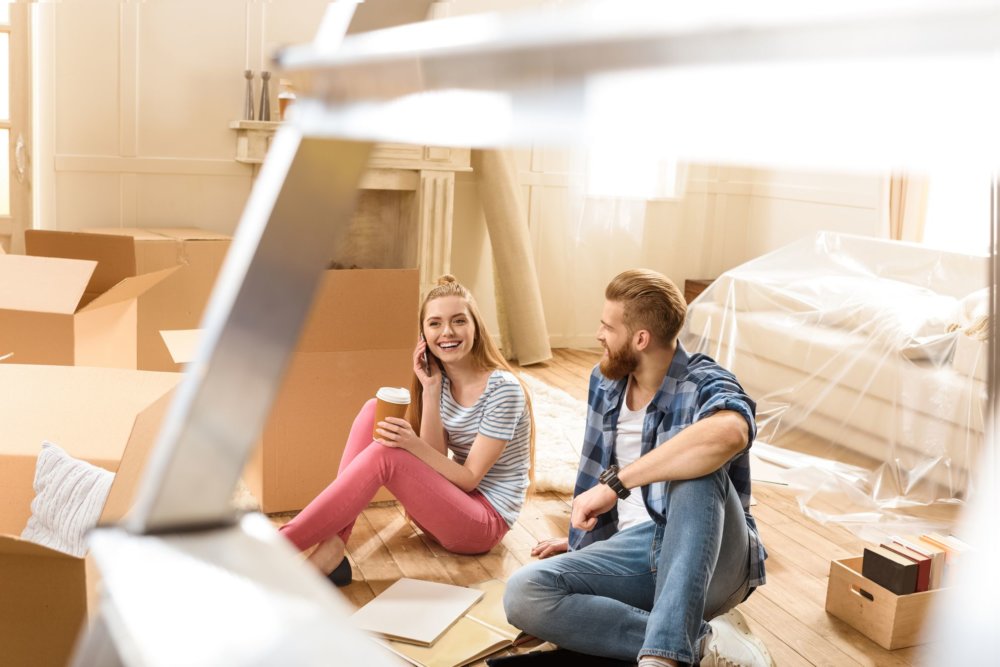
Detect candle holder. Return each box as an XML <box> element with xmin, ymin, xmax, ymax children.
<box><xmin>243</xmin><ymin>69</ymin><xmax>255</xmax><ymax>121</ymax></box>
<box><xmin>258</xmin><ymin>71</ymin><xmax>272</xmax><ymax>122</ymax></box>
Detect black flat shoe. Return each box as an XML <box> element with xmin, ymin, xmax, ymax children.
<box><xmin>327</xmin><ymin>557</ymin><xmax>352</xmax><ymax>587</ymax></box>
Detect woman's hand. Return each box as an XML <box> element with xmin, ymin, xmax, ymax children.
<box><xmin>375</xmin><ymin>416</ymin><xmax>423</xmax><ymax>452</ymax></box>
<box><xmin>413</xmin><ymin>338</ymin><xmax>442</xmax><ymax>392</ymax></box>
<box><xmin>531</xmin><ymin>537</ymin><xmax>569</xmax><ymax>559</ymax></box>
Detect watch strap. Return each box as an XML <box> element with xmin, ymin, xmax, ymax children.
<box><xmin>599</xmin><ymin>464</ymin><xmax>631</xmax><ymax>500</ymax></box>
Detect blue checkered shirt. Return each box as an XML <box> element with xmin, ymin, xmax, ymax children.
<box><xmin>568</xmin><ymin>342</ymin><xmax>767</xmax><ymax>588</ymax></box>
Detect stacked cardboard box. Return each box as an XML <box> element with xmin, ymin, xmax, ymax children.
<box><xmin>0</xmin><ymin>252</ymin><xmax>175</xmax><ymax>367</ymax></box>
<box><xmin>25</xmin><ymin>228</ymin><xmax>231</xmax><ymax>371</ymax></box>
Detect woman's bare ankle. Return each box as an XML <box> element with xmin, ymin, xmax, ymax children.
<box><xmin>307</xmin><ymin>535</ymin><xmax>346</xmax><ymax>575</ymax></box>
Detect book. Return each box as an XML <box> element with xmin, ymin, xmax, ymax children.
<box><xmin>879</xmin><ymin>543</ymin><xmax>930</xmax><ymax>592</ymax></box>
<box><xmin>352</xmin><ymin>577</ymin><xmax>485</xmax><ymax>646</ymax></box>
<box><xmin>890</xmin><ymin>534</ymin><xmax>947</xmax><ymax>590</ymax></box>
<box><xmin>862</xmin><ymin>545</ymin><xmax>919</xmax><ymax>595</ymax></box>
<box><xmin>379</xmin><ymin>579</ymin><xmax>531</xmax><ymax>667</ymax></box>
<box><xmin>921</xmin><ymin>532</ymin><xmax>972</xmax><ymax>562</ymax></box>
<box><xmin>919</xmin><ymin>533</ymin><xmax>973</xmax><ymax>587</ymax></box>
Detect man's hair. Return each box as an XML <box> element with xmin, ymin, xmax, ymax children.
<box><xmin>605</xmin><ymin>269</ymin><xmax>687</xmax><ymax>345</ymax></box>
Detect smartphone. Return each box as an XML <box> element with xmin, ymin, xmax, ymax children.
<box><xmin>419</xmin><ymin>332</ymin><xmax>431</xmax><ymax>373</ymax></box>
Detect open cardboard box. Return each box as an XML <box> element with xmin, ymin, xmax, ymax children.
<box><xmin>0</xmin><ymin>363</ymin><xmax>182</xmax><ymax>667</ymax></box>
<box><xmin>162</xmin><ymin>267</ymin><xmax>419</xmax><ymax>512</ymax></box>
<box><xmin>0</xmin><ymin>252</ymin><xmax>176</xmax><ymax>368</ymax></box>
<box><xmin>26</xmin><ymin>228</ymin><xmax>231</xmax><ymax>372</ymax></box>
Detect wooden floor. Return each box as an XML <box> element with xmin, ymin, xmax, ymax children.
<box><xmin>276</xmin><ymin>349</ymin><xmax>938</xmax><ymax>666</ymax></box>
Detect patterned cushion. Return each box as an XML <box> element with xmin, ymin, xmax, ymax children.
<box><xmin>20</xmin><ymin>441</ymin><xmax>113</xmax><ymax>557</ymax></box>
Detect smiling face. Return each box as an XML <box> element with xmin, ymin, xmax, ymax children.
<box><xmin>597</xmin><ymin>299</ymin><xmax>639</xmax><ymax>381</ymax></box>
<box><xmin>422</xmin><ymin>295</ymin><xmax>477</xmax><ymax>366</ymax></box>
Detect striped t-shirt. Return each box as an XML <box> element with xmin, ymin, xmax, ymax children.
<box><xmin>440</xmin><ymin>369</ymin><xmax>531</xmax><ymax>526</ymax></box>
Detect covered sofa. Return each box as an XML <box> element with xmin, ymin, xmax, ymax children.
<box><xmin>682</xmin><ymin>232</ymin><xmax>988</xmax><ymax>509</ymax></box>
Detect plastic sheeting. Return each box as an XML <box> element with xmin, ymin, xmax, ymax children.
<box><xmin>681</xmin><ymin>232</ymin><xmax>988</xmax><ymax>539</ymax></box>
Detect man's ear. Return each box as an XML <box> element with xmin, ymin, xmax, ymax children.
<box><xmin>633</xmin><ymin>329</ymin><xmax>651</xmax><ymax>351</ymax></box>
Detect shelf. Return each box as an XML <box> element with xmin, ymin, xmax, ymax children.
<box><xmin>229</xmin><ymin>120</ymin><xmax>472</xmax><ymax>172</ymax></box>
<box><xmin>228</xmin><ymin>120</ymin><xmax>471</xmax><ymax>297</ymax></box>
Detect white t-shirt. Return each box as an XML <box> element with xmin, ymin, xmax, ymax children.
<box><xmin>615</xmin><ymin>378</ymin><xmax>652</xmax><ymax>531</ymax></box>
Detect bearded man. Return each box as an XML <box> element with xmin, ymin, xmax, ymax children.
<box><xmin>504</xmin><ymin>269</ymin><xmax>773</xmax><ymax>667</ymax></box>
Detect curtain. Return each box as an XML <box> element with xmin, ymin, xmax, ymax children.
<box><xmin>888</xmin><ymin>173</ymin><xmax>929</xmax><ymax>242</ymax></box>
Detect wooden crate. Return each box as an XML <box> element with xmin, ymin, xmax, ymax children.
<box><xmin>825</xmin><ymin>557</ymin><xmax>942</xmax><ymax>650</ymax></box>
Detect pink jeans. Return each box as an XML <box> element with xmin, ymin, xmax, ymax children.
<box><xmin>280</xmin><ymin>398</ymin><xmax>509</xmax><ymax>555</ymax></box>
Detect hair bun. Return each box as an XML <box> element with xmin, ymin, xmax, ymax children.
<box><xmin>435</xmin><ymin>274</ymin><xmax>458</xmax><ymax>286</ymax></box>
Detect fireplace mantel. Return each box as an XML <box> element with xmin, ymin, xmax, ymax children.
<box><xmin>230</xmin><ymin>120</ymin><xmax>470</xmax><ymax>295</ymax></box>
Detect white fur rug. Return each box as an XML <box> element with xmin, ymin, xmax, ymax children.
<box><xmin>522</xmin><ymin>374</ymin><xmax>587</xmax><ymax>494</ymax></box>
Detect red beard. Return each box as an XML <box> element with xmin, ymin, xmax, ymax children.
<box><xmin>599</xmin><ymin>342</ymin><xmax>638</xmax><ymax>381</ymax></box>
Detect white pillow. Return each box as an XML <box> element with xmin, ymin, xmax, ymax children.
<box><xmin>20</xmin><ymin>441</ymin><xmax>114</xmax><ymax>557</ymax></box>
<box><xmin>822</xmin><ymin>277</ymin><xmax>959</xmax><ymax>341</ymax></box>
<box><xmin>957</xmin><ymin>287</ymin><xmax>989</xmax><ymax>329</ymax></box>
<box><xmin>718</xmin><ymin>272</ymin><xmax>961</xmax><ymax>351</ymax></box>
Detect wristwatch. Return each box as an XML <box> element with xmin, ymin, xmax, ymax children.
<box><xmin>598</xmin><ymin>464</ymin><xmax>631</xmax><ymax>500</ymax></box>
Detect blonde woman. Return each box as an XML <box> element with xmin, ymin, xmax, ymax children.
<box><xmin>281</xmin><ymin>275</ymin><xmax>534</xmax><ymax>586</ymax></box>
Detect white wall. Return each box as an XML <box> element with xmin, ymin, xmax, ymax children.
<box><xmin>34</xmin><ymin>1</ymin><xmax>890</xmax><ymax>349</ymax></box>
<box><xmin>450</xmin><ymin>154</ymin><xmax>888</xmax><ymax>348</ymax></box>
<box><xmin>34</xmin><ymin>0</ymin><xmax>331</xmax><ymax>235</ymax></box>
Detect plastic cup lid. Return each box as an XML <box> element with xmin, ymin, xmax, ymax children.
<box><xmin>376</xmin><ymin>386</ymin><xmax>411</xmax><ymax>404</ymax></box>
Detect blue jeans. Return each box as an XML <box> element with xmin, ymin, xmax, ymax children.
<box><xmin>504</xmin><ymin>469</ymin><xmax>751</xmax><ymax>664</ymax></box>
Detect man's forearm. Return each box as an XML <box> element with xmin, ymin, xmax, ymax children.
<box><xmin>617</xmin><ymin>411</ymin><xmax>749</xmax><ymax>490</ymax></box>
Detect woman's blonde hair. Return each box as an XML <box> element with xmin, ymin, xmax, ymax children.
<box><xmin>409</xmin><ymin>275</ymin><xmax>536</xmax><ymax>486</ymax></box>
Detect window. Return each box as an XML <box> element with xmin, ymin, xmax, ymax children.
<box><xmin>0</xmin><ymin>3</ymin><xmax>28</xmax><ymax>253</ymax></box>
<box><xmin>0</xmin><ymin>4</ymin><xmax>11</xmax><ymax>220</ymax></box>
<box><xmin>922</xmin><ymin>169</ymin><xmax>991</xmax><ymax>256</ymax></box>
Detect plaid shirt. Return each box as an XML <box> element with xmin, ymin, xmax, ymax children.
<box><xmin>569</xmin><ymin>342</ymin><xmax>767</xmax><ymax>588</ymax></box>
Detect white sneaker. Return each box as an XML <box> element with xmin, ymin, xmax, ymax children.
<box><xmin>700</xmin><ymin>608</ymin><xmax>775</xmax><ymax>667</ymax></box>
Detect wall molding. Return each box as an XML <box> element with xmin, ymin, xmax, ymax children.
<box><xmin>517</xmin><ymin>170</ymin><xmax>579</xmax><ymax>188</ymax></box>
<box><xmin>54</xmin><ymin>155</ymin><xmax>250</xmax><ymax>177</ymax></box>
<box><xmin>685</xmin><ymin>179</ymin><xmax>754</xmax><ymax>196</ymax></box>
<box><xmin>549</xmin><ymin>334</ymin><xmax>599</xmax><ymax>349</ymax></box>
<box><xmin>685</xmin><ymin>177</ymin><xmax>880</xmax><ymax>209</ymax></box>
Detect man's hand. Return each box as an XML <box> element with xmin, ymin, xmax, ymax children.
<box><xmin>570</xmin><ymin>483</ymin><xmax>618</xmax><ymax>532</ymax></box>
<box><xmin>531</xmin><ymin>537</ymin><xmax>569</xmax><ymax>559</ymax></box>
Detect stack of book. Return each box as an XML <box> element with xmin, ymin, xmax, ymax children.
<box><xmin>860</xmin><ymin>533</ymin><xmax>971</xmax><ymax>595</ymax></box>
<box><xmin>352</xmin><ymin>578</ymin><xmax>532</xmax><ymax>667</ymax></box>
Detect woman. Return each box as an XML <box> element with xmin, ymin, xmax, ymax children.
<box><xmin>280</xmin><ymin>275</ymin><xmax>534</xmax><ymax>586</ymax></box>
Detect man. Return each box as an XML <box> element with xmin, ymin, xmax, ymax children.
<box><xmin>504</xmin><ymin>269</ymin><xmax>772</xmax><ymax>667</ymax></box>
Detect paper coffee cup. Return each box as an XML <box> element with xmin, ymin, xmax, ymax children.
<box><xmin>373</xmin><ymin>387</ymin><xmax>411</xmax><ymax>440</ymax></box>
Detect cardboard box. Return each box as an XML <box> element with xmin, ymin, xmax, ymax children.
<box><xmin>0</xmin><ymin>363</ymin><xmax>181</xmax><ymax>667</ymax></box>
<box><xmin>163</xmin><ymin>268</ymin><xmax>419</xmax><ymax>513</ymax></box>
<box><xmin>25</xmin><ymin>228</ymin><xmax>231</xmax><ymax>372</ymax></box>
<box><xmin>0</xmin><ymin>252</ymin><xmax>175</xmax><ymax>368</ymax></box>
<box><xmin>825</xmin><ymin>557</ymin><xmax>941</xmax><ymax>650</ymax></box>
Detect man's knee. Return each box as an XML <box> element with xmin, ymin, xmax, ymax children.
<box><xmin>667</xmin><ymin>468</ymin><xmax>728</xmax><ymax>504</ymax></box>
<box><xmin>503</xmin><ymin>562</ymin><xmax>559</xmax><ymax>631</ymax></box>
